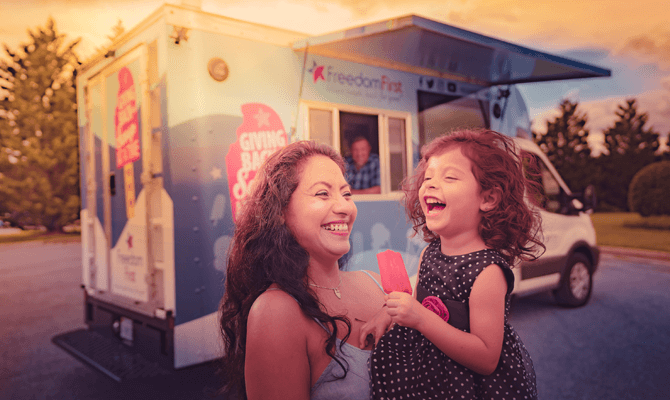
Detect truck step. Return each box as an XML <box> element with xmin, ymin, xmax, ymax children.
<box><xmin>52</xmin><ymin>328</ymin><xmax>172</xmax><ymax>382</ymax></box>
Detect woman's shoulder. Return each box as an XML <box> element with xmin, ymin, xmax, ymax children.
<box><xmin>245</xmin><ymin>288</ymin><xmax>314</xmax><ymax>397</ymax></box>
<box><xmin>345</xmin><ymin>270</ymin><xmax>385</xmax><ymax>294</ymax></box>
<box><xmin>251</xmin><ymin>287</ymin><xmax>303</xmax><ymax>313</ymax></box>
<box><xmin>248</xmin><ymin>288</ymin><xmax>310</xmax><ymax>332</ymax></box>
<box><xmin>350</xmin><ymin>269</ymin><xmax>380</xmax><ymax>281</ymax></box>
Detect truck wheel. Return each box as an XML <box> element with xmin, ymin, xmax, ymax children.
<box><xmin>554</xmin><ymin>253</ymin><xmax>593</xmax><ymax>307</ymax></box>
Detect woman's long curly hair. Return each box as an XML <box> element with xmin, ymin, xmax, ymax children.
<box><xmin>218</xmin><ymin>140</ymin><xmax>352</xmax><ymax>399</ymax></box>
<box><xmin>403</xmin><ymin>129</ymin><xmax>545</xmax><ymax>266</ymax></box>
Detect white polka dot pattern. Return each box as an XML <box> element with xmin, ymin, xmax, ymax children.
<box><xmin>369</xmin><ymin>240</ymin><xmax>538</xmax><ymax>400</ymax></box>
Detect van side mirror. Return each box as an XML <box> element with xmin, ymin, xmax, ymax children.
<box><xmin>582</xmin><ymin>184</ymin><xmax>597</xmax><ymax>212</ymax></box>
<box><xmin>564</xmin><ymin>184</ymin><xmax>596</xmax><ymax>215</ymax></box>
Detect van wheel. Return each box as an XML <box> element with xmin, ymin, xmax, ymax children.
<box><xmin>554</xmin><ymin>253</ymin><xmax>592</xmax><ymax>307</ymax></box>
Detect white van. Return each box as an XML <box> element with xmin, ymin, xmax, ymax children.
<box><xmin>511</xmin><ymin>137</ymin><xmax>599</xmax><ymax>306</ymax></box>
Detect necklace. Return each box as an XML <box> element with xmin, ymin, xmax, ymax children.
<box><xmin>308</xmin><ymin>275</ymin><xmax>343</xmax><ymax>299</ymax></box>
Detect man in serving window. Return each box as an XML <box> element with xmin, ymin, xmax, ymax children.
<box><xmin>345</xmin><ymin>136</ymin><xmax>381</xmax><ymax>194</ymax></box>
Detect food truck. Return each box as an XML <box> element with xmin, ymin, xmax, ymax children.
<box><xmin>52</xmin><ymin>3</ymin><xmax>610</xmax><ymax>381</ymax></box>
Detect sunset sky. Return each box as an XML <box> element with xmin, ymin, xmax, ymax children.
<box><xmin>2</xmin><ymin>0</ymin><xmax>669</xmax><ymax>146</ymax></box>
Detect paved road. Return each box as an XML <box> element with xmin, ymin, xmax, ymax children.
<box><xmin>0</xmin><ymin>240</ymin><xmax>226</xmax><ymax>400</ymax></box>
<box><xmin>1</xmin><ymin>241</ymin><xmax>669</xmax><ymax>400</ymax></box>
<box><xmin>509</xmin><ymin>253</ymin><xmax>670</xmax><ymax>400</ymax></box>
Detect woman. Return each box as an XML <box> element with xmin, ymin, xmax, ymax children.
<box><xmin>219</xmin><ymin>141</ymin><xmax>387</xmax><ymax>400</ymax></box>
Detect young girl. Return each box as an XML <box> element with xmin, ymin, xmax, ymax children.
<box><xmin>362</xmin><ymin>129</ymin><xmax>544</xmax><ymax>400</ymax></box>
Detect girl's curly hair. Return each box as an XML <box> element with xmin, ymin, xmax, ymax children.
<box><xmin>218</xmin><ymin>141</ymin><xmax>352</xmax><ymax>399</ymax></box>
<box><xmin>402</xmin><ymin>128</ymin><xmax>545</xmax><ymax>266</ymax></box>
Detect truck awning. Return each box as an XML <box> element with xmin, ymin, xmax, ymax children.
<box><xmin>292</xmin><ymin>15</ymin><xmax>611</xmax><ymax>86</ymax></box>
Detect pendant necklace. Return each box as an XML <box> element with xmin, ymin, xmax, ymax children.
<box><xmin>309</xmin><ymin>275</ymin><xmax>343</xmax><ymax>299</ymax></box>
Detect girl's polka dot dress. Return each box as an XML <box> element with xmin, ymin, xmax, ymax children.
<box><xmin>370</xmin><ymin>239</ymin><xmax>537</xmax><ymax>400</ymax></box>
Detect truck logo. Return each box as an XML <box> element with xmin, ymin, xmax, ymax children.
<box><xmin>225</xmin><ymin>103</ymin><xmax>288</xmax><ymax>222</ymax></box>
<box><xmin>307</xmin><ymin>60</ymin><xmax>402</xmax><ymax>94</ymax></box>
<box><xmin>309</xmin><ymin>61</ymin><xmax>326</xmax><ymax>83</ymax></box>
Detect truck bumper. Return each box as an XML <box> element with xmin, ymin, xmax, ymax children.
<box><xmin>52</xmin><ymin>290</ymin><xmax>175</xmax><ymax>382</ymax></box>
<box><xmin>52</xmin><ymin>328</ymin><xmax>172</xmax><ymax>382</ymax></box>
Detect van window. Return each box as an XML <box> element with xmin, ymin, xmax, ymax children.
<box><xmin>523</xmin><ymin>151</ymin><xmax>562</xmax><ymax>213</ymax></box>
<box><xmin>303</xmin><ymin>104</ymin><xmax>410</xmax><ymax>195</ymax></box>
<box><xmin>417</xmin><ymin>90</ymin><xmax>490</xmax><ymax>148</ymax></box>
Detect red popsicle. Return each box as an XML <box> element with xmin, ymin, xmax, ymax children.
<box><xmin>376</xmin><ymin>249</ymin><xmax>412</xmax><ymax>295</ymax></box>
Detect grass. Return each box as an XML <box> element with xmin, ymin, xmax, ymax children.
<box><xmin>590</xmin><ymin>213</ymin><xmax>670</xmax><ymax>254</ymax></box>
<box><xmin>0</xmin><ymin>230</ymin><xmax>81</xmax><ymax>245</ymax></box>
<box><xmin>621</xmin><ymin>214</ymin><xmax>670</xmax><ymax>230</ymax></box>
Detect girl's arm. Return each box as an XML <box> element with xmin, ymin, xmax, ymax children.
<box><xmin>245</xmin><ymin>290</ymin><xmax>311</xmax><ymax>400</ymax></box>
<box><xmin>385</xmin><ymin>263</ymin><xmax>507</xmax><ymax>375</ymax></box>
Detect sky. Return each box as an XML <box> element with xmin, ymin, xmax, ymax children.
<box><xmin>2</xmin><ymin>0</ymin><xmax>669</xmax><ymax>150</ymax></box>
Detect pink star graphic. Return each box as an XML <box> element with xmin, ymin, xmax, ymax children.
<box><xmin>313</xmin><ymin>65</ymin><xmax>325</xmax><ymax>83</ymax></box>
<box><xmin>254</xmin><ymin>109</ymin><xmax>271</xmax><ymax>128</ymax></box>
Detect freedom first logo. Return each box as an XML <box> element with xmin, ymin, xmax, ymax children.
<box><xmin>308</xmin><ymin>61</ymin><xmax>402</xmax><ymax>94</ymax></box>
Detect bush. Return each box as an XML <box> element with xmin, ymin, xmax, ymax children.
<box><xmin>628</xmin><ymin>161</ymin><xmax>670</xmax><ymax>216</ymax></box>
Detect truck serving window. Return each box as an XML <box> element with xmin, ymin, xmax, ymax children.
<box><xmin>304</xmin><ymin>104</ymin><xmax>410</xmax><ymax>195</ymax></box>
<box><xmin>417</xmin><ymin>90</ymin><xmax>490</xmax><ymax>149</ymax></box>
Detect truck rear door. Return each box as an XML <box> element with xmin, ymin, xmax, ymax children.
<box><xmin>83</xmin><ymin>45</ymin><xmax>158</xmax><ymax>308</ymax></box>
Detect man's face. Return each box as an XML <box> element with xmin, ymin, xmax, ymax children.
<box><xmin>351</xmin><ymin>139</ymin><xmax>371</xmax><ymax>168</ymax></box>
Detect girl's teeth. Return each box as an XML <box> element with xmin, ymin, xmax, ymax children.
<box><xmin>426</xmin><ymin>198</ymin><xmax>446</xmax><ymax>213</ymax></box>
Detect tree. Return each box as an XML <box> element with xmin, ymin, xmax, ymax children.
<box><xmin>533</xmin><ymin>99</ymin><xmax>594</xmax><ymax>194</ymax></box>
<box><xmin>596</xmin><ymin>99</ymin><xmax>661</xmax><ymax>211</ymax></box>
<box><xmin>107</xmin><ymin>19</ymin><xmax>126</xmax><ymax>42</ymax></box>
<box><xmin>0</xmin><ymin>18</ymin><xmax>81</xmax><ymax>231</ymax></box>
<box><xmin>86</xmin><ymin>19</ymin><xmax>126</xmax><ymax>63</ymax></box>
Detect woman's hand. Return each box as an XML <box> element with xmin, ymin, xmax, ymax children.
<box><xmin>385</xmin><ymin>291</ymin><xmax>427</xmax><ymax>330</ymax></box>
<box><xmin>358</xmin><ymin>305</ymin><xmax>393</xmax><ymax>348</ymax></box>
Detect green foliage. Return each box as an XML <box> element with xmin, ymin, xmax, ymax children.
<box><xmin>596</xmin><ymin>99</ymin><xmax>661</xmax><ymax>211</ymax></box>
<box><xmin>533</xmin><ymin>99</ymin><xmax>595</xmax><ymax>194</ymax></box>
<box><xmin>533</xmin><ymin>98</ymin><xmax>665</xmax><ymax>213</ymax></box>
<box><xmin>0</xmin><ymin>18</ymin><xmax>81</xmax><ymax>232</ymax></box>
<box><xmin>628</xmin><ymin>161</ymin><xmax>670</xmax><ymax>216</ymax></box>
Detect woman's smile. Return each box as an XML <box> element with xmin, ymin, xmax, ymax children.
<box><xmin>321</xmin><ymin>221</ymin><xmax>350</xmax><ymax>235</ymax></box>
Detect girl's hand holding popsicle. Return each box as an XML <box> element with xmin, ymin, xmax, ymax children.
<box><xmin>376</xmin><ymin>249</ymin><xmax>412</xmax><ymax>295</ymax></box>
